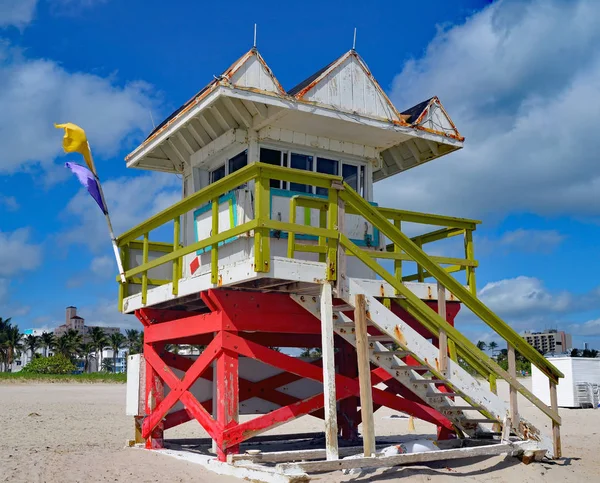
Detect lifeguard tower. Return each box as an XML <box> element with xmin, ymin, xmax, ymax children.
<box><xmin>120</xmin><ymin>47</ymin><xmax>563</xmax><ymax>479</ymax></box>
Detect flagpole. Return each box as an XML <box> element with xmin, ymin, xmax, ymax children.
<box><xmin>87</xmin><ymin>143</ymin><xmax>127</xmax><ymax>284</ymax></box>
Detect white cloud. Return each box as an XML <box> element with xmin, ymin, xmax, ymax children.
<box><xmin>477</xmin><ymin>276</ymin><xmax>572</xmax><ymax>318</ymax></box>
<box><xmin>62</xmin><ymin>172</ymin><xmax>180</xmax><ymax>252</ymax></box>
<box><xmin>0</xmin><ymin>194</ymin><xmax>19</xmax><ymax>211</ymax></box>
<box><xmin>90</xmin><ymin>255</ymin><xmax>115</xmax><ymax>278</ymax></box>
<box><xmin>0</xmin><ymin>227</ymin><xmax>43</xmax><ymax>276</ymax></box>
<box><xmin>0</xmin><ymin>0</ymin><xmax>37</xmax><ymax>28</ymax></box>
<box><xmin>0</xmin><ymin>42</ymin><xmax>157</xmax><ymax>175</ymax></box>
<box><xmin>478</xmin><ymin>228</ymin><xmax>565</xmax><ymax>255</ymax></box>
<box><xmin>382</xmin><ymin>0</ymin><xmax>600</xmax><ymax>220</ymax></box>
<box><xmin>568</xmin><ymin>318</ymin><xmax>600</xmax><ymax>337</ymax></box>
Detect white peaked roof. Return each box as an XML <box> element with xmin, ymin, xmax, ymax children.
<box><xmin>126</xmin><ymin>47</ymin><xmax>463</xmax><ymax>181</ymax></box>
<box><xmin>289</xmin><ymin>50</ymin><xmax>402</xmax><ymax>124</ymax></box>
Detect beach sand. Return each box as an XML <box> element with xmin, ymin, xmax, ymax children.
<box><xmin>1</xmin><ymin>378</ymin><xmax>599</xmax><ymax>482</ymax></box>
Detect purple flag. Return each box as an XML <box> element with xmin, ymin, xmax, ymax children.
<box><xmin>65</xmin><ymin>162</ymin><xmax>107</xmax><ymax>214</ymax></box>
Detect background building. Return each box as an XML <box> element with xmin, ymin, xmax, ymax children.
<box><xmin>522</xmin><ymin>329</ymin><xmax>572</xmax><ymax>354</ymax></box>
<box><xmin>54</xmin><ymin>306</ymin><xmax>120</xmax><ymax>339</ymax></box>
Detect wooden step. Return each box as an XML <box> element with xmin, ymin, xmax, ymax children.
<box><xmin>427</xmin><ymin>392</ymin><xmax>460</xmax><ymax>398</ymax></box>
<box><xmin>410</xmin><ymin>379</ymin><xmax>446</xmax><ymax>384</ymax></box>
<box><xmin>333</xmin><ymin>304</ymin><xmax>354</xmax><ymax>312</ymax></box>
<box><xmin>392</xmin><ymin>365</ymin><xmax>430</xmax><ymax>371</ymax></box>
<box><xmin>367</xmin><ymin>335</ymin><xmax>393</xmax><ymax>342</ymax></box>
<box><xmin>372</xmin><ymin>350</ymin><xmax>410</xmax><ymax>357</ymax></box>
<box><xmin>464</xmin><ymin>418</ymin><xmax>498</xmax><ymax>423</ymax></box>
<box><xmin>440</xmin><ymin>405</ymin><xmax>483</xmax><ymax>411</ymax></box>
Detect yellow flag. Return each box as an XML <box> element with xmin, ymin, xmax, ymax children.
<box><xmin>54</xmin><ymin>122</ymin><xmax>96</xmax><ymax>175</ymax></box>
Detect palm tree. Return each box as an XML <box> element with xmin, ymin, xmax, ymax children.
<box><xmin>24</xmin><ymin>334</ymin><xmax>40</xmax><ymax>360</ymax></box>
<box><xmin>40</xmin><ymin>332</ymin><xmax>56</xmax><ymax>357</ymax></box>
<box><xmin>79</xmin><ymin>342</ymin><xmax>96</xmax><ymax>373</ymax></box>
<box><xmin>125</xmin><ymin>329</ymin><xmax>140</xmax><ymax>355</ymax></box>
<box><xmin>488</xmin><ymin>341</ymin><xmax>499</xmax><ymax>358</ymax></box>
<box><xmin>4</xmin><ymin>324</ymin><xmax>23</xmax><ymax>371</ymax></box>
<box><xmin>56</xmin><ymin>333</ymin><xmax>79</xmax><ymax>359</ymax></box>
<box><xmin>0</xmin><ymin>317</ymin><xmax>12</xmax><ymax>371</ymax></box>
<box><xmin>109</xmin><ymin>333</ymin><xmax>126</xmax><ymax>373</ymax></box>
<box><xmin>476</xmin><ymin>340</ymin><xmax>487</xmax><ymax>352</ymax></box>
<box><xmin>89</xmin><ymin>327</ymin><xmax>108</xmax><ymax>371</ymax></box>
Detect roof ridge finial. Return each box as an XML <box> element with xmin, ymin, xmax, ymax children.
<box><xmin>352</xmin><ymin>27</ymin><xmax>357</xmax><ymax>51</ymax></box>
<box><xmin>253</xmin><ymin>23</ymin><xmax>257</xmax><ymax>49</ymax></box>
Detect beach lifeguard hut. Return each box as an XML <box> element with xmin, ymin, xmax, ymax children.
<box><xmin>120</xmin><ymin>47</ymin><xmax>563</xmax><ymax>478</ymax></box>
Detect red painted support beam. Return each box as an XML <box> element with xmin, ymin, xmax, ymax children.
<box><xmin>143</xmin><ymin>336</ymin><xmax>223</xmax><ymax>441</ymax></box>
<box><xmin>137</xmin><ymin>307</ymin><xmax>202</xmax><ymax>326</ymax></box>
<box><xmin>221</xmin><ymin>333</ymin><xmax>454</xmax><ymax>449</ymax></box>
<box><xmin>216</xmin><ymin>349</ymin><xmax>240</xmax><ymax>460</ymax></box>
<box><xmin>145</xmin><ymin>311</ymin><xmax>223</xmax><ymax>343</ymax></box>
<box><xmin>144</xmin><ymin>341</ymin><xmax>164</xmax><ymax>449</ymax></box>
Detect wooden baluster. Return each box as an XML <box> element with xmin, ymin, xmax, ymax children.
<box><xmin>211</xmin><ymin>198</ymin><xmax>219</xmax><ymax>285</ymax></box>
<box><xmin>507</xmin><ymin>343</ymin><xmax>519</xmax><ymax>427</ymax></box>
<box><xmin>355</xmin><ymin>293</ymin><xmax>375</xmax><ymax>457</ymax></box>
<box><xmin>320</xmin><ymin>282</ymin><xmax>339</xmax><ymax>460</ymax></box>
<box><xmin>394</xmin><ymin>220</ymin><xmax>402</xmax><ymax>291</ymax></box>
<box><xmin>437</xmin><ymin>282</ymin><xmax>448</xmax><ymax>375</ymax></box>
<box><xmin>549</xmin><ymin>380</ymin><xmax>562</xmax><ymax>458</ymax></box>
<box><xmin>141</xmin><ymin>233</ymin><xmax>149</xmax><ymax>305</ymax></box>
<box><xmin>172</xmin><ymin>216</ymin><xmax>180</xmax><ymax>295</ymax></box>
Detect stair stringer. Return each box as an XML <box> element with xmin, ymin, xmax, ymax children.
<box><xmin>347</xmin><ymin>280</ymin><xmax>553</xmax><ymax>455</ymax></box>
<box><xmin>291</xmin><ymin>283</ymin><xmax>553</xmax><ymax>456</ymax></box>
<box><xmin>292</xmin><ymin>293</ymin><xmax>491</xmax><ymax>437</ymax></box>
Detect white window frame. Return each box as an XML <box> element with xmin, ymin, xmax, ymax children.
<box><xmin>258</xmin><ymin>142</ymin><xmax>370</xmax><ymax>199</ymax></box>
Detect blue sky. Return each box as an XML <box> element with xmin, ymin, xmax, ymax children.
<box><xmin>1</xmin><ymin>0</ymin><xmax>599</xmax><ymax>349</ymax></box>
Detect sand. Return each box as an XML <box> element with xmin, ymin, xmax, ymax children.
<box><xmin>1</xmin><ymin>379</ymin><xmax>599</xmax><ymax>482</ymax></box>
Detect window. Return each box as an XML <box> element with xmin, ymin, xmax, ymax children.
<box><xmin>289</xmin><ymin>153</ymin><xmax>313</xmax><ymax>193</ymax></box>
<box><xmin>316</xmin><ymin>157</ymin><xmax>338</xmax><ymax>196</ymax></box>
<box><xmin>258</xmin><ymin>145</ymin><xmax>368</xmax><ymax>198</ymax></box>
<box><xmin>260</xmin><ymin>148</ymin><xmax>285</xmax><ymax>188</ymax></box>
<box><xmin>342</xmin><ymin>164</ymin><xmax>358</xmax><ymax>191</ymax></box>
<box><xmin>228</xmin><ymin>150</ymin><xmax>247</xmax><ymax>174</ymax></box>
<box><xmin>210</xmin><ymin>165</ymin><xmax>225</xmax><ymax>183</ymax></box>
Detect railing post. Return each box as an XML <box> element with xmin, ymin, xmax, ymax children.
<box><xmin>465</xmin><ymin>229</ymin><xmax>477</xmax><ymax>295</ymax></box>
<box><xmin>254</xmin><ymin>173</ymin><xmax>270</xmax><ymax>273</ymax></box>
<box><xmin>172</xmin><ymin>217</ymin><xmax>180</xmax><ymax>295</ymax></box>
<box><xmin>141</xmin><ymin>233</ymin><xmax>149</xmax><ymax>305</ymax></box>
<box><xmin>211</xmin><ymin>197</ymin><xmax>219</xmax><ymax>285</ymax></box>
<box><xmin>437</xmin><ymin>282</ymin><xmax>448</xmax><ymax>374</ymax></box>
<box><xmin>394</xmin><ymin>220</ymin><xmax>402</xmax><ymax>294</ymax></box>
<box><xmin>334</xmin><ymin>185</ymin><xmax>346</xmax><ymax>297</ymax></box>
<box><xmin>320</xmin><ymin>282</ymin><xmax>339</xmax><ymax>460</ymax></box>
<box><xmin>287</xmin><ymin>197</ymin><xmax>297</xmax><ymax>259</ymax></box>
<box><xmin>118</xmin><ymin>244</ymin><xmax>128</xmax><ymax>312</ymax></box>
<box><xmin>326</xmin><ymin>185</ymin><xmax>339</xmax><ymax>282</ymax></box>
<box><xmin>318</xmin><ymin>205</ymin><xmax>327</xmax><ymax>263</ymax></box>
<box><xmin>416</xmin><ymin>238</ymin><xmax>424</xmax><ymax>282</ymax></box>
<box><xmin>549</xmin><ymin>380</ymin><xmax>562</xmax><ymax>458</ymax></box>
<box><xmin>507</xmin><ymin>343</ymin><xmax>519</xmax><ymax>427</ymax></box>
<box><xmin>355</xmin><ymin>293</ymin><xmax>375</xmax><ymax>457</ymax></box>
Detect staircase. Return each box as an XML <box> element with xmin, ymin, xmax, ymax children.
<box><xmin>292</xmin><ymin>280</ymin><xmax>553</xmax><ymax>456</ymax></box>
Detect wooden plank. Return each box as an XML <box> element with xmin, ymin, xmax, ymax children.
<box><xmin>549</xmin><ymin>380</ymin><xmax>561</xmax><ymax>458</ymax></box>
<box><xmin>336</xmin><ymin>193</ymin><xmax>347</xmax><ymax>299</ymax></box>
<box><xmin>507</xmin><ymin>344</ymin><xmax>519</xmax><ymax>427</ymax></box>
<box><xmin>355</xmin><ymin>293</ymin><xmax>376</xmax><ymax>457</ymax></box>
<box><xmin>320</xmin><ymin>282</ymin><xmax>339</xmax><ymax>460</ymax></box>
<box><xmin>437</xmin><ymin>282</ymin><xmax>448</xmax><ymax>374</ymax></box>
<box><xmin>229</xmin><ymin>445</ymin><xmax>381</xmax><ymax>464</ymax></box>
<box><xmin>277</xmin><ymin>442</ymin><xmax>523</xmax><ymax>474</ymax></box>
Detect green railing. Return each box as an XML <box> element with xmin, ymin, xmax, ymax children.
<box><xmin>116</xmin><ymin>162</ymin><xmax>562</xmax><ymax>430</ymax></box>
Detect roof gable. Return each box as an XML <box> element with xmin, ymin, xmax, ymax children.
<box><xmin>292</xmin><ymin>50</ymin><xmax>403</xmax><ymax>123</ymax></box>
<box><xmin>224</xmin><ymin>48</ymin><xmax>285</xmax><ymax>95</ymax></box>
<box><xmin>403</xmin><ymin>96</ymin><xmax>463</xmax><ymax>141</ymax></box>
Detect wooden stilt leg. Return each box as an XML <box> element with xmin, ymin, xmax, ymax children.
<box><xmin>507</xmin><ymin>344</ymin><xmax>519</xmax><ymax>431</ymax></box>
<box><xmin>320</xmin><ymin>282</ymin><xmax>339</xmax><ymax>460</ymax></box>
<box><xmin>549</xmin><ymin>380</ymin><xmax>562</xmax><ymax>458</ymax></box>
<box><xmin>355</xmin><ymin>293</ymin><xmax>376</xmax><ymax>457</ymax></box>
<box><xmin>144</xmin><ymin>342</ymin><xmax>164</xmax><ymax>449</ymax></box>
<box><xmin>216</xmin><ymin>347</ymin><xmax>239</xmax><ymax>461</ymax></box>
